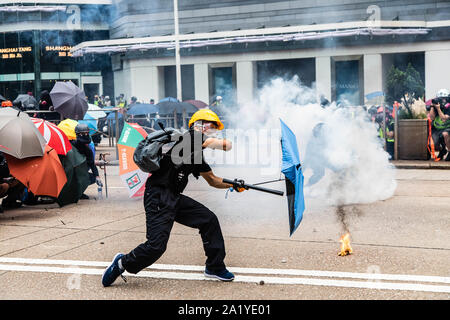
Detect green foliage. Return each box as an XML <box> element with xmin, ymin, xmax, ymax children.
<box><xmin>385</xmin><ymin>63</ymin><xmax>425</xmax><ymax>119</ymax></box>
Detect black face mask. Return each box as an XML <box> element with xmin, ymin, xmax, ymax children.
<box><xmin>77</xmin><ymin>134</ymin><xmax>91</xmax><ymax>144</ymax></box>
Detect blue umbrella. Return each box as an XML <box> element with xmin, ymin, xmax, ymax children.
<box><xmin>106</xmin><ymin>111</ymin><xmax>123</xmax><ymax>120</ymax></box>
<box><xmin>79</xmin><ymin>113</ymin><xmax>97</xmax><ymax>135</ymax></box>
<box><xmin>280</xmin><ymin>118</ymin><xmax>305</xmax><ymax>236</ymax></box>
<box><xmin>127</xmin><ymin>103</ymin><xmax>159</xmax><ymax>115</ymax></box>
<box><xmin>159</xmin><ymin>97</ymin><xmax>178</xmax><ymax>103</ymax></box>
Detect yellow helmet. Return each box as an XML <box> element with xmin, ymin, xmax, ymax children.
<box><xmin>188</xmin><ymin>109</ymin><xmax>224</xmax><ymax>130</ymax></box>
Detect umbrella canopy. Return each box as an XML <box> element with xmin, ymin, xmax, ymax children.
<box><xmin>118</xmin><ymin>122</ymin><xmax>149</xmax><ymax>198</ymax></box>
<box><xmin>57</xmin><ymin>119</ymin><xmax>78</xmax><ymax>140</ymax></box>
<box><xmin>79</xmin><ymin>113</ymin><xmax>98</xmax><ymax>135</ymax></box>
<box><xmin>57</xmin><ymin>148</ymin><xmax>90</xmax><ymax>207</ymax></box>
<box><xmin>31</xmin><ymin>118</ymin><xmax>72</xmax><ymax>155</ymax></box>
<box><xmin>106</xmin><ymin>111</ymin><xmax>123</xmax><ymax>120</ymax></box>
<box><xmin>184</xmin><ymin>99</ymin><xmax>208</xmax><ymax>109</ymax></box>
<box><xmin>5</xmin><ymin>145</ymin><xmax>67</xmax><ymax>198</ymax></box>
<box><xmin>127</xmin><ymin>103</ymin><xmax>159</xmax><ymax>115</ymax></box>
<box><xmin>280</xmin><ymin>119</ymin><xmax>305</xmax><ymax>236</ymax></box>
<box><xmin>0</xmin><ymin>94</ymin><xmax>6</xmax><ymax>101</ymax></box>
<box><xmin>50</xmin><ymin>81</ymin><xmax>88</xmax><ymax>120</ymax></box>
<box><xmin>365</xmin><ymin>91</ymin><xmax>385</xmax><ymax>106</ymax></box>
<box><xmin>0</xmin><ymin>108</ymin><xmax>46</xmax><ymax>159</ymax></box>
<box><xmin>87</xmin><ymin>103</ymin><xmax>107</xmax><ymax>119</ymax></box>
<box><xmin>13</xmin><ymin>94</ymin><xmax>38</xmax><ymax>110</ymax></box>
<box><xmin>156</xmin><ymin>101</ymin><xmax>198</xmax><ymax>114</ymax></box>
<box><xmin>159</xmin><ymin>97</ymin><xmax>178</xmax><ymax>103</ymax></box>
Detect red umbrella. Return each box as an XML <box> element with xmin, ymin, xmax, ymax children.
<box><xmin>31</xmin><ymin>118</ymin><xmax>72</xmax><ymax>155</ymax></box>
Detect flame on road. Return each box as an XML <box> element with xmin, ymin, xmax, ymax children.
<box><xmin>338</xmin><ymin>233</ymin><xmax>353</xmax><ymax>256</ymax></box>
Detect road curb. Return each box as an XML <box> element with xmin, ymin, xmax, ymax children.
<box><xmin>392</xmin><ymin>162</ymin><xmax>450</xmax><ymax>170</ymax></box>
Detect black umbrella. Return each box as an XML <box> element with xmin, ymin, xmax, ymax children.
<box><xmin>13</xmin><ymin>94</ymin><xmax>38</xmax><ymax>110</ymax></box>
<box><xmin>156</xmin><ymin>101</ymin><xmax>198</xmax><ymax>114</ymax></box>
<box><xmin>57</xmin><ymin>148</ymin><xmax>91</xmax><ymax>207</ymax></box>
<box><xmin>127</xmin><ymin>103</ymin><xmax>160</xmax><ymax>115</ymax></box>
<box><xmin>50</xmin><ymin>81</ymin><xmax>88</xmax><ymax>120</ymax></box>
<box><xmin>0</xmin><ymin>94</ymin><xmax>6</xmax><ymax>102</ymax></box>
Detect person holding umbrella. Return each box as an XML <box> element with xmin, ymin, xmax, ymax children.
<box><xmin>0</xmin><ymin>152</ymin><xmax>25</xmax><ymax>213</ymax></box>
<box><xmin>102</xmin><ymin>109</ymin><xmax>245</xmax><ymax>287</ymax></box>
<box><xmin>71</xmin><ymin>123</ymin><xmax>102</xmax><ymax>199</ymax></box>
<box><xmin>38</xmin><ymin>90</ymin><xmax>60</xmax><ymax>122</ymax></box>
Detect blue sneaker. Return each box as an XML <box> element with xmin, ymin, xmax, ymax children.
<box><xmin>102</xmin><ymin>253</ymin><xmax>125</xmax><ymax>287</ymax></box>
<box><xmin>204</xmin><ymin>268</ymin><xmax>235</xmax><ymax>282</ymax></box>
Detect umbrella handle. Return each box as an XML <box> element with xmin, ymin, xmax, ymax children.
<box><xmin>98</xmin><ymin>153</ymin><xmax>110</xmax><ymax>198</ymax></box>
<box><xmin>222</xmin><ymin>178</ymin><xmax>284</xmax><ymax>196</ymax></box>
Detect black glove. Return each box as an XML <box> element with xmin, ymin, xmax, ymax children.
<box><xmin>232</xmin><ymin>179</ymin><xmax>247</xmax><ymax>192</ymax></box>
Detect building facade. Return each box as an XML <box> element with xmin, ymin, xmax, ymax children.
<box><xmin>73</xmin><ymin>1</ymin><xmax>450</xmax><ymax>107</ymax></box>
<box><xmin>0</xmin><ymin>0</ymin><xmax>113</xmax><ymax>103</ymax></box>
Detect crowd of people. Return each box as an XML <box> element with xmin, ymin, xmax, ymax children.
<box><xmin>366</xmin><ymin>88</ymin><xmax>450</xmax><ymax>161</ymax></box>
<box><xmin>0</xmin><ymin>90</ymin><xmax>104</xmax><ymax>213</ymax></box>
<box><xmin>427</xmin><ymin>89</ymin><xmax>450</xmax><ymax>161</ymax></box>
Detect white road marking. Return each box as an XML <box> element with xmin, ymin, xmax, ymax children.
<box><xmin>0</xmin><ymin>257</ymin><xmax>448</xmax><ymax>284</ymax></box>
<box><xmin>0</xmin><ymin>263</ymin><xmax>449</xmax><ymax>293</ymax></box>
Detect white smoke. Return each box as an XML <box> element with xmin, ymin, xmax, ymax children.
<box><xmin>223</xmin><ymin>76</ymin><xmax>397</xmax><ymax>206</ymax></box>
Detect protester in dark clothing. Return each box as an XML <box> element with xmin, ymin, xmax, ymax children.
<box><xmin>12</xmin><ymin>100</ymin><xmax>23</xmax><ymax>111</ymax></box>
<box><xmin>102</xmin><ymin>109</ymin><xmax>243</xmax><ymax>287</ymax></box>
<box><xmin>70</xmin><ymin>124</ymin><xmax>101</xmax><ymax>199</ymax></box>
<box><xmin>37</xmin><ymin>90</ymin><xmax>60</xmax><ymax>122</ymax></box>
<box><xmin>0</xmin><ymin>152</ymin><xmax>24</xmax><ymax>212</ymax></box>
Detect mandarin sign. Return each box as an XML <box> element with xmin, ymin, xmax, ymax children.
<box><xmin>0</xmin><ymin>46</ymin><xmax>32</xmax><ymax>59</ymax></box>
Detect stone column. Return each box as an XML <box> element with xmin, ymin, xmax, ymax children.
<box><xmin>425</xmin><ymin>50</ymin><xmax>450</xmax><ymax>100</ymax></box>
<box><xmin>236</xmin><ymin>60</ymin><xmax>256</xmax><ymax>105</ymax></box>
<box><xmin>363</xmin><ymin>53</ymin><xmax>383</xmax><ymax>99</ymax></box>
<box><xmin>128</xmin><ymin>63</ymin><xmax>164</xmax><ymax>103</ymax></box>
<box><xmin>194</xmin><ymin>63</ymin><xmax>210</xmax><ymax>104</ymax></box>
<box><xmin>315</xmin><ymin>56</ymin><xmax>332</xmax><ymax>102</ymax></box>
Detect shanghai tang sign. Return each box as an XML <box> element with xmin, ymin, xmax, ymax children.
<box><xmin>45</xmin><ymin>46</ymin><xmax>73</xmax><ymax>57</ymax></box>
<box><xmin>0</xmin><ymin>46</ymin><xmax>32</xmax><ymax>59</ymax></box>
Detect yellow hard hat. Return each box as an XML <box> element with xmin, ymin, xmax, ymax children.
<box><xmin>188</xmin><ymin>109</ymin><xmax>224</xmax><ymax>130</ymax></box>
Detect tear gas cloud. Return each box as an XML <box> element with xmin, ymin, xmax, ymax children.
<box><xmin>206</xmin><ymin>76</ymin><xmax>397</xmax><ymax>207</ymax></box>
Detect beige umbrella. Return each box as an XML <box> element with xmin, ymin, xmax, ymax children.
<box><xmin>0</xmin><ymin>107</ymin><xmax>46</xmax><ymax>159</ymax></box>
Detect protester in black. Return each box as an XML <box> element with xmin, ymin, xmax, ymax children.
<box><xmin>71</xmin><ymin>123</ymin><xmax>101</xmax><ymax>199</ymax></box>
<box><xmin>0</xmin><ymin>152</ymin><xmax>24</xmax><ymax>212</ymax></box>
<box><xmin>37</xmin><ymin>90</ymin><xmax>60</xmax><ymax>122</ymax></box>
<box><xmin>102</xmin><ymin>110</ymin><xmax>244</xmax><ymax>287</ymax></box>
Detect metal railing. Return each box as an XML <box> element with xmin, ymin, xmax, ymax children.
<box><xmin>24</xmin><ymin>108</ymin><xmax>196</xmax><ymax>161</ymax></box>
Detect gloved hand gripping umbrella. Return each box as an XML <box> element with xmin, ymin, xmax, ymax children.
<box><xmin>223</xmin><ymin>119</ymin><xmax>305</xmax><ymax>236</ymax></box>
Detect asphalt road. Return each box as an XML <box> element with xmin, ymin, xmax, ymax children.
<box><xmin>0</xmin><ymin>161</ymin><xmax>449</xmax><ymax>301</ymax></box>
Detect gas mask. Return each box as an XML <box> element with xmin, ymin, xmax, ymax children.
<box><xmin>76</xmin><ymin>132</ymin><xmax>91</xmax><ymax>144</ymax></box>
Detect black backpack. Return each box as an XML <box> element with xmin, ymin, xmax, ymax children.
<box><xmin>133</xmin><ymin>128</ymin><xmax>182</xmax><ymax>173</ymax></box>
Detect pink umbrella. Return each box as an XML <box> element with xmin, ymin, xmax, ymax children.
<box><xmin>31</xmin><ymin>118</ymin><xmax>72</xmax><ymax>155</ymax></box>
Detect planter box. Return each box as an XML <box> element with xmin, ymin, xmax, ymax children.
<box><xmin>396</xmin><ymin>119</ymin><xmax>429</xmax><ymax>160</ymax></box>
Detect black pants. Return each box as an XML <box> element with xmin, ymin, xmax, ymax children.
<box><xmin>121</xmin><ymin>186</ymin><xmax>226</xmax><ymax>274</ymax></box>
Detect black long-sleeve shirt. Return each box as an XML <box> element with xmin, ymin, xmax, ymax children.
<box><xmin>70</xmin><ymin>140</ymin><xmax>99</xmax><ymax>177</ymax></box>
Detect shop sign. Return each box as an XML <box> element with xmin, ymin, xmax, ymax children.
<box><xmin>0</xmin><ymin>47</ymin><xmax>32</xmax><ymax>59</ymax></box>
